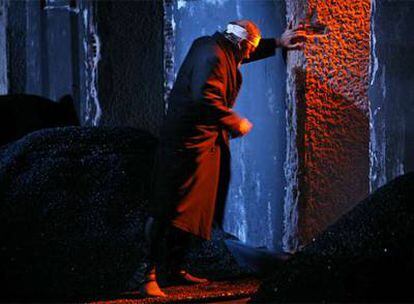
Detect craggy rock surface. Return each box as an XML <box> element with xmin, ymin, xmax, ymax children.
<box><xmin>0</xmin><ymin>127</ymin><xmax>248</xmax><ymax>300</ymax></box>
<box><xmin>0</xmin><ymin>127</ymin><xmax>157</xmax><ymax>299</ymax></box>
<box><xmin>254</xmin><ymin>172</ymin><xmax>414</xmax><ymax>302</ymax></box>
<box><xmin>284</xmin><ymin>0</ymin><xmax>371</xmax><ymax>250</ymax></box>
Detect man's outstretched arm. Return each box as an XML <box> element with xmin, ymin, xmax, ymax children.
<box><xmin>243</xmin><ymin>23</ymin><xmax>307</xmax><ymax>64</ymax></box>
<box><xmin>242</xmin><ymin>38</ymin><xmax>279</xmax><ymax>64</ymax></box>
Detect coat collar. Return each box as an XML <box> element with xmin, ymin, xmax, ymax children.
<box><xmin>212</xmin><ymin>31</ymin><xmax>243</xmax><ymax>65</ymax></box>
<box><xmin>211</xmin><ymin>31</ymin><xmax>243</xmax><ymax>108</ymax></box>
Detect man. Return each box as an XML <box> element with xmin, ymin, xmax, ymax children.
<box><xmin>141</xmin><ymin>19</ymin><xmax>306</xmax><ymax>297</ymax></box>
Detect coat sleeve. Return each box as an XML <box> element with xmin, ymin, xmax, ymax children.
<box><xmin>242</xmin><ymin>38</ymin><xmax>278</xmax><ymax>64</ymax></box>
<box><xmin>190</xmin><ymin>48</ymin><xmax>242</xmax><ymax>133</ymax></box>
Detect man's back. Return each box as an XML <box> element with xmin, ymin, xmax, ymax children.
<box><xmin>162</xmin><ymin>34</ymin><xmax>232</xmax><ymax>142</ymax></box>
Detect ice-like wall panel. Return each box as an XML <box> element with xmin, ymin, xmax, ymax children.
<box><xmin>80</xmin><ymin>1</ymin><xmax>101</xmax><ymax>126</ymax></box>
<box><xmin>369</xmin><ymin>0</ymin><xmax>414</xmax><ymax>191</ymax></box>
<box><xmin>0</xmin><ymin>0</ymin><xmax>7</xmax><ymax>94</ymax></box>
<box><xmin>6</xmin><ymin>0</ymin><xmax>26</xmax><ymax>94</ymax></box>
<box><xmin>168</xmin><ymin>0</ymin><xmax>287</xmax><ymax>250</ymax></box>
<box><xmin>96</xmin><ymin>1</ymin><xmax>164</xmax><ymax>135</ymax></box>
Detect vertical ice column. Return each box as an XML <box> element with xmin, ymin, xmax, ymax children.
<box><xmin>368</xmin><ymin>0</ymin><xmax>387</xmax><ymax>192</ymax></box>
<box><xmin>368</xmin><ymin>0</ymin><xmax>412</xmax><ymax>192</ymax></box>
<box><xmin>163</xmin><ymin>0</ymin><xmax>175</xmax><ymax>113</ymax></box>
<box><xmin>0</xmin><ymin>0</ymin><xmax>7</xmax><ymax>94</ymax></box>
<box><xmin>81</xmin><ymin>1</ymin><xmax>101</xmax><ymax>126</ymax></box>
<box><xmin>282</xmin><ymin>0</ymin><xmax>308</xmax><ymax>253</ymax></box>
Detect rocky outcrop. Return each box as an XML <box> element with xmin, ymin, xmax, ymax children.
<box><xmin>254</xmin><ymin>172</ymin><xmax>414</xmax><ymax>302</ymax></box>
<box><xmin>0</xmin><ymin>127</ymin><xmax>156</xmax><ymax>299</ymax></box>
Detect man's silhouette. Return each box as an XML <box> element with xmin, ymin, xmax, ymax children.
<box><xmin>141</xmin><ymin>19</ymin><xmax>306</xmax><ymax>297</ymax></box>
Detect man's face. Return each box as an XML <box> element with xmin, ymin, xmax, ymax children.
<box><xmin>240</xmin><ymin>40</ymin><xmax>257</xmax><ymax>60</ymax></box>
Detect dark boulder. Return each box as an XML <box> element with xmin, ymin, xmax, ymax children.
<box><xmin>0</xmin><ymin>126</ymin><xmax>157</xmax><ymax>300</ymax></box>
<box><xmin>185</xmin><ymin>228</ymin><xmax>252</xmax><ymax>281</ymax></box>
<box><xmin>254</xmin><ymin>172</ymin><xmax>414</xmax><ymax>302</ymax></box>
<box><xmin>0</xmin><ymin>94</ymin><xmax>79</xmax><ymax>147</ymax></box>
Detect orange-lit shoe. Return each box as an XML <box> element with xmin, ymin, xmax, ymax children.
<box><xmin>139</xmin><ymin>280</ymin><xmax>166</xmax><ymax>298</ymax></box>
<box><xmin>175</xmin><ymin>270</ymin><xmax>209</xmax><ymax>284</ymax></box>
<box><xmin>139</xmin><ymin>268</ymin><xmax>167</xmax><ymax>298</ymax></box>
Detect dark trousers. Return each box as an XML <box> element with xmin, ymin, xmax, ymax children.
<box><xmin>145</xmin><ymin>217</ymin><xmax>192</xmax><ymax>273</ymax></box>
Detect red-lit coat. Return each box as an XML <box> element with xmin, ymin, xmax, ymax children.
<box><xmin>150</xmin><ymin>32</ymin><xmax>277</xmax><ymax>240</ymax></box>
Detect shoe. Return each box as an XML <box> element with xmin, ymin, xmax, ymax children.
<box><xmin>139</xmin><ymin>280</ymin><xmax>166</xmax><ymax>298</ymax></box>
<box><xmin>172</xmin><ymin>270</ymin><xmax>209</xmax><ymax>285</ymax></box>
<box><xmin>138</xmin><ymin>268</ymin><xmax>167</xmax><ymax>298</ymax></box>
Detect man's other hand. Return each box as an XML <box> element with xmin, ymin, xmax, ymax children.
<box><xmin>230</xmin><ymin>118</ymin><xmax>253</xmax><ymax>139</ymax></box>
<box><xmin>238</xmin><ymin>118</ymin><xmax>253</xmax><ymax>136</ymax></box>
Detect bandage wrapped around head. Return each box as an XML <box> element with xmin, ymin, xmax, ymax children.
<box><xmin>224</xmin><ymin>20</ymin><xmax>261</xmax><ymax>48</ymax></box>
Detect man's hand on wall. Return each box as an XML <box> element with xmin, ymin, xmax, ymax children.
<box><xmin>277</xmin><ymin>21</ymin><xmax>308</xmax><ymax>50</ymax></box>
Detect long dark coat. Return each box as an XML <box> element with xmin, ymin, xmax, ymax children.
<box><xmin>150</xmin><ymin>32</ymin><xmax>277</xmax><ymax>240</ymax></box>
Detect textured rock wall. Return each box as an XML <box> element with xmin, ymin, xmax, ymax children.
<box><xmin>96</xmin><ymin>1</ymin><xmax>164</xmax><ymax>136</ymax></box>
<box><xmin>284</xmin><ymin>0</ymin><xmax>371</xmax><ymax>251</ymax></box>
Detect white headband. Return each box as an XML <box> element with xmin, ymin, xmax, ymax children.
<box><xmin>226</xmin><ymin>24</ymin><xmax>261</xmax><ymax>47</ymax></box>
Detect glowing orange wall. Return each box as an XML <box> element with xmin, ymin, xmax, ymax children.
<box><xmin>284</xmin><ymin>0</ymin><xmax>371</xmax><ymax>250</ymax></box>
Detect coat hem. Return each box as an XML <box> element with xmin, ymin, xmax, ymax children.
<box><xmin>171</xmin><ymin>219</ymin><xmax>211</xmax><ymax>240</ymax></box>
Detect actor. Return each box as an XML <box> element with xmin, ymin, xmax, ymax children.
<box><xmin>141</xmin><ymin>19</ymin><xmax>306</xmax><ymax>297</ymax></box>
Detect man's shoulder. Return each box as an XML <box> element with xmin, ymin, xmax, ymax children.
<box><xmin>192</xmin><ymin>35</ymin><xmax>215</xmax><ymax>46</ymax></box>
<box><xmin>190</xmin><ymin>35</ymin><xmax>224</xmax><ymax>60</ymax></box>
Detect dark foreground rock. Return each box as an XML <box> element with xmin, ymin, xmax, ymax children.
<box><xmin>0</xmin><ymin>127</ymin><xmax>248</xmax><ymax>300</ymax></box>
<box><xmin>185</xmin><ymin>229</ymin><xmax>252</xmax><ymax>281</ymax></box>
<box><xmin>254</xmin><ymin>172</ymin><xmax>414</xmax><ymax>303</ymax></box>
<box><xmin>0</xmin><ymin>127</ymin><xmax>157</xmax><ymax>300</ymax></box>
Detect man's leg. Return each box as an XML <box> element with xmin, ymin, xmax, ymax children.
<box><xmin>163</xmin><ymin>225</ymin><xmax>209</xmax><ymax>284</ymax></box>
<box><xmin>139</xmin><ymin>217</ymin><xmax>167</xmax><ymax>297</ymax></box>
<box><xmin>140</xmin><ymin>218</ymin><xmax>208</xmax><ymax>297</ymax></box>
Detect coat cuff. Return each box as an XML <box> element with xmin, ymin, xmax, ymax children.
<box><xmin>274</xmin><ymin>38</ymin><xmax>283</xmax><ymax>48</ymax></box>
